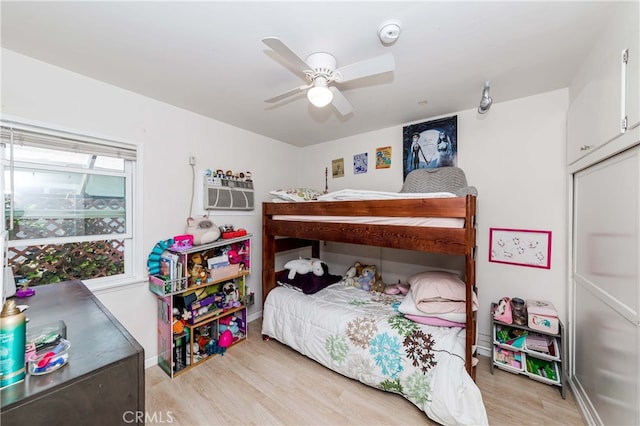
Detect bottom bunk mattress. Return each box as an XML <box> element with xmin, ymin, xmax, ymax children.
<box><xmin>262</xmin><ymin>283</ymin><xmax>488</xmax><ymax>426</ymax></box>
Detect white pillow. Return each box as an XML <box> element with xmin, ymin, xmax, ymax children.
<box><xmin>408</xmin><ymin>270</ymin><xmax>478</xmax><ymax>312</ymax></box>
<box><xmin>408</xmin><ymin>270</ymin><xmax>467</xmax><ymax>301</ymax></box>
<box><xmin>269</xmin><ymin>188</ymin><xmax>323</xmax><ymax>202</ymax></box>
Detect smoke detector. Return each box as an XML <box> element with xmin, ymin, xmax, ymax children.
<box><xmin>378</xmin><ymin>19</ymin><xmax>402</xmax><ymax>45</ymax></box>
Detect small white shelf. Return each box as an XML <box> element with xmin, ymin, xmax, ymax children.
<box><xmin>490</xmin><ymin>303</ymin><xmax>565</xmax><ymax>399</ymax></box>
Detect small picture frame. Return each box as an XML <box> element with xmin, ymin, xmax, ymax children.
<box><xmin>332</xmin><ymin>158</ymin><xmax>344</xmax><ymax>178</ymax></box>
<box><xmin>353</xmin><ymin>152</ymin><xmax>368</xmax><ymax>174</ymax></box>
<box><xmin>489</xmin><ymin>228</ymin><xmax>552</xmax><ymax>269</ymax></box>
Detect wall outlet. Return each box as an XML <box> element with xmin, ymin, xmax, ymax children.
<box><xmin>189</xmin><ymin>156</ymin><xmax>196</xmax><ymax>166</ymax></box>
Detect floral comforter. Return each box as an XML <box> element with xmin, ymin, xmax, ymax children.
<box><xmin>261</xmin><ymin>283</ymin><xmax>488</xmax><ymax>426</ymax></box>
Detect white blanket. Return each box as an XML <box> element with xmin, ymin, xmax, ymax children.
<box><xmin>262</xmin><ymin>284</ymin><xmax>488</xmax><ymax>426</ymax></box>
<box><xmin>316</xmin><ymin>189</ymin><xmax>456</xmax><ymax>201</ymax></box>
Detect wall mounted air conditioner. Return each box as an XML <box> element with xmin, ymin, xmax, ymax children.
<box><xmin>203</xmin><ymin>176</ymin><xmax>254</xmax><ymax>211</ymax></box>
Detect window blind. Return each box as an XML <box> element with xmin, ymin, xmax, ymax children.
<box><xmin>0</xmin><ymin>120</ymin><xmax>137</xmax><ymax>160</ymax></box>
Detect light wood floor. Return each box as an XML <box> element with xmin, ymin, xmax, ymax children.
<box><xmin>145</xmin><ymin>319</ymin><xmax>585</xmax><ymax>425</ymax></box>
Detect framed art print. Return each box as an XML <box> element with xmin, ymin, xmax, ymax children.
<box><xmin>375</xmin><ymin>146</ymin><xmax>391</xmax><ymax>169</ymax></box>
<box><xmin>402</xmin><ymin>115</ymin><xmax>457</xmax><ymax>180</ymax></box>
<box><xmin>489</xmin><ymin>228</ymin><xmax>552</xmax><ymax>269</ymax></box>
<box><xmin>353</xmin><ymin>152</ymin><xmax>368</xmax><ymax>174</ymax></box>
<box><xmin>332</xmin><ymin>158</ymin><xmax>344</xmax><ymax>178</ymax></box>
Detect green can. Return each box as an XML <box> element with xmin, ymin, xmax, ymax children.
<box><xmin>0</xmin><ymin>299</ymin><xmax>26</xmax><ymax>388</ymax></box>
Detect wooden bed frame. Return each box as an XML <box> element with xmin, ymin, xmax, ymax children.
<box><xmin>261</xmin><ymin>194</ymin><xmax>478</xmax><ymax>379</ymax></box>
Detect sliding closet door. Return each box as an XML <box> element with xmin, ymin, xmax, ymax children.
<box><xmin>572</xmin><ymin>145</ymin><xmax>639</xmax><ymax>425</ymax></box>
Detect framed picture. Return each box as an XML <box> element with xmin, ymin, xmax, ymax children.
<box><xmin>332</xmin><ymin>158</ymin><xmax>344</xmax><ymax>178</ymax></box>
<box><xmin>402</xmin><ymin>115</ymin><xmax>457</xmax><ymax>180</ymax></box>
<box><xmin>353</xmin><ymin>152</ymin><xmax>368</xmax><ymax>174</ymax></box>
<box><xmin>376</xmin><ymin>146</ymin><xmax>392</xmax><ymax>169</ymax></box>
<box><xmin>489</xmin><ymin>228</ymin><xmax>552</xmax><ymax>269</ymax></box>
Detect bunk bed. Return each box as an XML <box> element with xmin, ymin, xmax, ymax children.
<box><xmin>261</xmin><ymin>175</ymin><xmax>484</xmax><ymax>424</ymax></box>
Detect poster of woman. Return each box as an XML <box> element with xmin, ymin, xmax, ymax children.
<box><xmin>402</xmin><ymin>116</ymin><xmax>457</xmax><ymax>180</ymax></box>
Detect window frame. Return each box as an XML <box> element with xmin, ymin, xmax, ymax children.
<box><xmin>1</xmin><ymin>116</ymin><xmax>144</xmax><ymax>290</ymax></box>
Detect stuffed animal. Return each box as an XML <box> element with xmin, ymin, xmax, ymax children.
<box><xmin>370</xmin><ymin>277</ymin><xmax>409</xmax><ymax>295</ymax></box>
<box><xmin>186</xmin><ymin>216</ymin><xmax>221</xmax><ymax>245</ymax></box>
<box><xmin>344</xmin><ymin>262</ymin><xmax>379</xmax><ymax>291</ymax></box>
<box><xmin>188</xmin><ymin>252</ymin><xmax>205</xmax><ymax>284</ymax></box>
<box><xmin>222</xmin><ymin>281</ymin><xmax>241</xmax><ymax>308</ymax></box>
<box><xmin>493</xmin><ymin>297</ymin><xmax>513</xmax><ymax>324</ymax></box>
<box><xmin>383</xmin><ymin>280</ymin><xmax>410</xmax><ymax>295</ymax></box>
<box><xmin>172</xmin><ymin>308</ymin><xmax>185</xmax><ymax>334</ymax></box>
<box><xmin>370</xmin><ymin>277</ymin><xmax>386</xmax><ymax>294</ymax></box>
<box><xmin>356</xmin><ymin>264</ymin><xmax>377</xmax><ymax>291</ymax></box>
<box><xmin>343</xmin><ymin>265</ymin><xmax>357</xmax><ymax>286</ymax></box>
<box><xmin>284</xmin><ymin>257</ymin><xmax>328</xmax><ymax>279</ymax></box>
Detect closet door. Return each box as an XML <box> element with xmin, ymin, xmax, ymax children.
<box><xmin>572</xmin><ymin>145</ymin><xmax>639</xmax><ymax>425</ymax></box>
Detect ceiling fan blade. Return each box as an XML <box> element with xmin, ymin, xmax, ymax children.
<box><xmin>329</xmin><ymin>86</ymin><xmax>353</xmax><ymax>115</ymax></box>
<box><xmin>336</xmin><ymin>53</ymin><xmax>395</xmax><ymax>83</ymax></box>
<box><xmin>262</xmin><ymin>37</ymin><xmax>312</xmax><ymax>73</ymax></box>
<box><xmin>265</xmin><ymin>84</ymin><xmax>312</xmax><ymax>103</ymax></box>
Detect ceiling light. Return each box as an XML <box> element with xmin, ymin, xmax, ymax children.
<box><xmin>307</xmin><ymin>78</ymin><xmax>333</xmax><ymax>108</ymax></box>
<box><xmin>478</xmin><ymin>81</ymin><xmax>493</xmax><ymax>114</ymax></box>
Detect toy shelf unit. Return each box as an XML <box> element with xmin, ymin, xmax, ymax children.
<box><xmin>490</xmin><ymin>303</ymin><xmax>566</xmax><ymax>399</ymax></box>
<box><xmin>149</xmin><ymin>234</ymin><xmax>251</xmax><ymax>378</ymax></box>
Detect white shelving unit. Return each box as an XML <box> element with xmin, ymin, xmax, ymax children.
<box><xmin>490</xmin><ymin>303</ymin><xmax>566</xmax><ymax>399</ymax></box>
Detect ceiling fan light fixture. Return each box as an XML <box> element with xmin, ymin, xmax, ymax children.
<box><xmin>307</xmin><ymin>78</ymin><xmax>333</xmax><ymax>107</ymax></box>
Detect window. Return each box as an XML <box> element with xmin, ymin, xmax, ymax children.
<box><xmin>1</xmin><ymin>120</ymin><xmax>140</xmax><ymax>289</ymax></box>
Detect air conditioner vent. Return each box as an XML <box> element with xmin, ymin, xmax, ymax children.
<box><xmin>203</xmin><ymin>176</ymin><xmax>254</xmax><ymax>211</ymax></box>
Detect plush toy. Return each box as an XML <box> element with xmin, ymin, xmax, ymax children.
<box><xmin>172</xmin><ymin>308</ymin><xmax>185</xmax><ymax>334</ymax></box>
<box><xmin>188</xmin><ymin>252</ymin><xmax>205</xmax><ymax>284</ymax></box>
<box><xmin>185</xmin><ymin>216</ymin><xmax>221</xmax><ymax>245</ymax></box>
<box><xmin>343</xmin><ymin>265</ymin><xmax>357</xmax><ymax>287</ymax></box>
<box><xmin>370</xmin><ymin>277</ymin><xmax>386</xmax><ymax>294</ymax></box>
<box><xmin>356</xmin><ymin>264</ymin><xmax>377</xmax><ymax>291</ymax></box>
<box><xmin>384</xmin><ymin>280</ymin><xmax>410</xmax><ymax>295</ymax></box>
<box><xmin>284</xmin><ymin>257</ymin><xmax>328</xmax><ymax>279</ymax></box>
<box><xmin>345</xmin><ymin>262</ymin><xmax>396</xmax><ymax>293</ymax></box>
<box><xmin>219</xmin><ymin>317</ymin><xmax>239</xmax><ymax>335</ymax></box>
<box><xmin>493</xmin><ymin>297</ymin><xmax>513</xmax><ymax>324</ymax></box>
<box><xmin>222</xmin><ymin>281</ymin><xmax>240</xmax><ymax>308</ymax></box>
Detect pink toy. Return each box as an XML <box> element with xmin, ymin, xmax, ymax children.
<box><xmin>493</xmin><ymin>297</ymin><xmax>513</xmax><ymax>324</ymax></box>
<box><xmin>218</xmin><ymin>330</ymin><xmax>233</xmax><ymax>348</ymax></box>
<box><xmin>172</xmin><ymin>234</ymin><xmax>194</xmax><ymax>250</ymax></box>
<box><xmin>383</xmin><ymin>282</ymin><xmax>409</xmax><ymax>295</ymax></box>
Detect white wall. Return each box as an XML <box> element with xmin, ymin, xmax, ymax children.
<box><xmin>298</xmin><ymin>89</ymin><xmax>569</xmax><ymax>350</ymax></box>
<box><xmin>1</xmin><ymin>48</ymin><xmax>299</xmax><ymax>367</ymax></box>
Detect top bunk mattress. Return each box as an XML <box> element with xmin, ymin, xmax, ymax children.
<box><xmin>271</xmin><ymin>215</ymin><xmax>463</xmax><ymax>228</ymax></box>
<box><xmin>268</xmin><ymin>189</ymin><xmax>466</xmax><ymax>228</ymax></box>
<box><xmin>316</xmin><ymin>189</ymin><xmax>456</xmax><ymax>201</ymax></box>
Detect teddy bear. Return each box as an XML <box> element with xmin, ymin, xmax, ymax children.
<box><xmin>284</xmin><ymin>257</ymin><xmax>328</xmax><ymax>279</ymax></box>
<box><xmin>355</xmin><ymin>264</ymin><xmax>378</xmax><ymax>291</ymax></box>
<box><xmin>185</xmin><ymin>215</ymin><xmax>221</xmax><ymax>245</ymax></box>
<box><xmin>344</xmin><ymin>261</ymin><xmax>380</xmax><ymax>291</ymax></box>
<box><xmin>369</xmin><ymin>275</ymin><xmax>410</xmax><ymax>295</ymax></box>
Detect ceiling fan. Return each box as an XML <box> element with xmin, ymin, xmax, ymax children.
<box><xmin>262</xmin><ymin>37</ymin><xmax>395</xmax><ymax>115</ymax></box>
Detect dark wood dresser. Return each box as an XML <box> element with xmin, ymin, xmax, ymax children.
<box><xmin>0</xmin><ymin>280</ymin><xmax>145</xmax><ymax>425</ymax></box>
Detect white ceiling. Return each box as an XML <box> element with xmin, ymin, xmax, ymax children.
<box><xmin>1</xmin><ymin>1</ymin><xmax>619</xmax><ymax>147</ymax></box>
